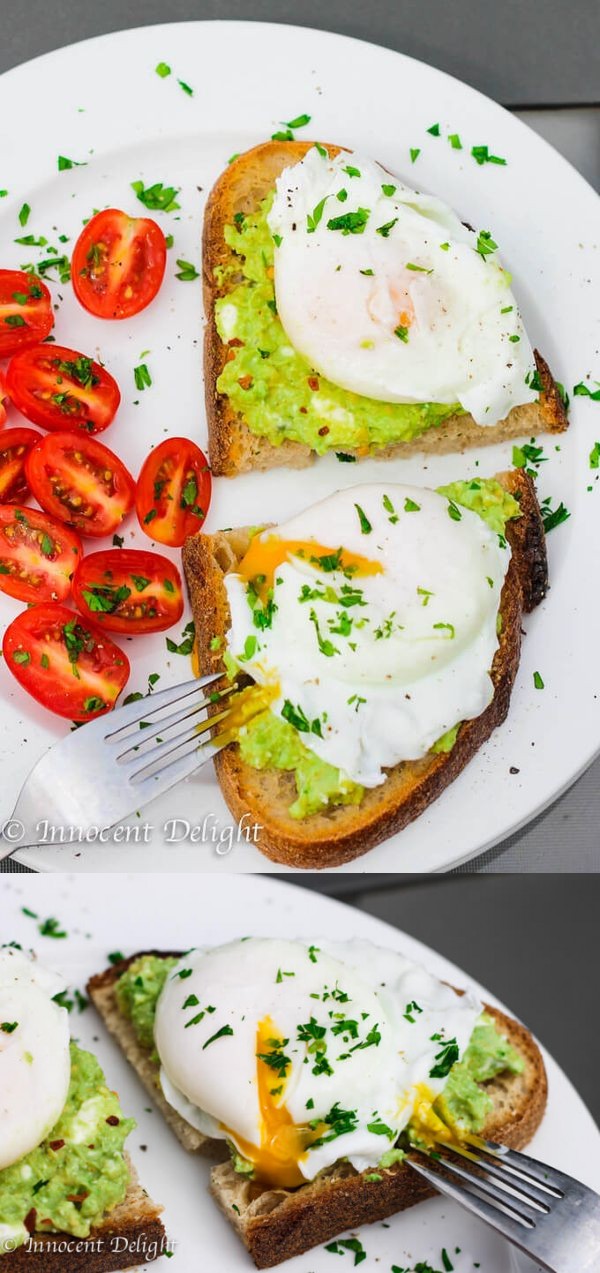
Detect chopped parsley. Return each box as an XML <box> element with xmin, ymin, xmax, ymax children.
<box><xmin>394</xmin><ymin>325</ymin><xmax>409</xmax><ymax>342</ymax></box>
<box><xmin>175</xmin><ymin>258</ymin><xmax>199</xmax><ymax>281</ymax></box>
<box><xmin>406</xmin><ymin>262</ymin><xmax>433</xmax><ymax>274</ymax></box>
<box><xmin>131</xmin><ymin>180</ymin><xmax>180</xmax><ymax>212</ymax></box>
<box><xmin>202</xmin><ymin>1024</ymin><xmax>234</xmax><ymax>1050</ymax></box>
<box><xmin>281</xmin><ymin>700</ymin><xmax>323</xmax><ymax>737</ymax></box>
<box><xmin>256</xmin><ymin>1036</ymin><xmax>291</xmax><ymax>1078</ymax></box>
<box><xmin>327</xmin><ymin>209</ymin><xmax>370</xmax><ymax>235</ymax></box>
<box><xmin>166</xmin><ymin>620</ymin><xmax>196</xmax><ymax>656</ymax></box>
<box><xmin>533</xmin><ymin>670</ymin><xmax>544</xmax><ymax>690</ymax></box>
<box><xmin>354</xmin><ymin>503</ymin><xmax>372</xmax><ymax>534</ymax></box>
<box><xmin>376</xmin><ymin>217</ymin><xmax>398</xmax><ymax>238</ymax></box>
<box><xmin>471</xmin><ymin>144</ymin><xmax>507</xmax><ymax>166</ymax></box>
<box><xmin>589</xmin><ymin>442</ymin><xmax>600</xmax><ymax>469</ymax></box>
<box><xmin>283</xmin><ymin>113</ymin><xmax>311</xmax><ymax>129</ymax></box>
<box><xmin>155</xmin><ymin>61</ymin><xmax>171</xmax><ymax>77</ymax></box>
<box><xmin>57</xmin><ymin>155</ymin><xmax>86</xmax><ymax>170</ymax></box>
<box><xmin>429</xmin><ymin>1035</ymin><xmax>459</xmax><ymax>1078</ymax></box>
<box><xmin>18</xmin><ymin>202</ymin><xmax>31</xmax><ymax>227</ymax></box>
<box><xmin>573</xmin><ymin>381</ymin><xmax>600</xmax><ymax>401</ymax></box>
<box><xmin>410</xmin><ymin>148</ymin><xmax>420</xmax><ymax>163</ymax></box>
<box><xmin>448</xmin><ymin>133</ymin><xmax>462</xmax><ymax>150</ymax></box>
<box><xmin>307</xmin><ymin>197</ymin><xmax>328</xmax><ymax>233</ymax></box>
<box><xmin>404</xmin><ymin>497</ymin><xmax>420</xmax><ymax>512</ymax></box>
<box><xmin>433</xmin><ymin>621</ymin><xmax>455</xmax><ymax>639</ymax></box>
<box><xmin>427</xmin><ymin>123</ymin><xmax>441</xmax><ymax>136</ymax></box>
<box><xmin>324</xmin><ymin>1237</ymin><xmax>366</xmax><ymax>1265</ymax></box>
<box><xmin>475</xmin><ymin>229</ymin><xmax>498</xmax><ymax>260</ymax></box>
<box><xmin>540</xmin><ymin>498</ymin><xmax>570</xmax><ymax>533</ymax></box>
<box><xmin>134</xmin><ymin>363</ymin><xmax>152</xmax><ymax>391</ymax></box>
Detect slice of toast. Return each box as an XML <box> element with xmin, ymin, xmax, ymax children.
<box><xmin>87</xmin><ymin>953</ymin><xmax>226</xmax><ymax>1160</ymax></box>
<box><xmin>88</xmin><ymin>954</ymin><xmax>547</xmax><ymax>1270</ymax></box>
<box><xmin>203</xmin><ymin>140</ymin><xmax>568</xmax><ymax>477</ymax></box>
<box><xmin>209</xmin><ymin>1002</ymin><xmax>547</xmax><ymax>1269</ymax></box>
<box><xmin>5</xmin><ymin>1157</ymin><xmax>165</xmax><ymax>1272</ymax></box>
<box><xmin>182</xmin><ymin>468</ymin><xmax>547</xmax><ymax>869</ymax></box>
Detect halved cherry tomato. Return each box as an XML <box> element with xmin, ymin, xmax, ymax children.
<box><xmin>2</xmin><ymin>603</ymin><xmax>130</xmax><ymax>721</ymax></box>
<box><xmin>73</xmin><ymin>549</ymin><xmax>184</xmax><ymax>634</ymax></box>
<box><xmin>0</xmin><ymin>371</ymin><xmax>9</xmax><ymax>427</ymax></box>
<box><xmin>71</xmin><ymin>209</ymin><xmax>167</xmax><ymax>319</ymax></box>
<box><xmin>136</xmin><ymin>438</ymin><xmax>212</xmax><ymax>547</ymax></box>
<box><xmin>0</xmin><ymin>505</ymin><xmax>82</xmax><ymax>604</ymax></box>
<box><xmin>0</xmin><ymin>428</ymin><xmax>43</xmax><ymax>503</ymax></box>
<box><xmin>6</xmin><ymin>344</ymin><xmax>120</xmax><ymax>435</ymax></box>
<box><xmin>0</xmin><ymin>271</ymin><xmax>54</xmax><ymax>356</ymax></box>
<box><xmin>25</xmin><ymin>431</ymin><xmax>135</xmax><ymax>539</ymax></box>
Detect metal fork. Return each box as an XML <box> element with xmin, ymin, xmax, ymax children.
<box><xmin>0</xmin><ymin>673</ymin><xmax>241</xmax><ymax>860</ymax></box>
<box><xmin>408</xmin><ymin>1137</ymin><xmax>600</xmax><ymax>1272</ymax></box>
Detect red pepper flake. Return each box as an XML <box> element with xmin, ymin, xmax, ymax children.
<box><xmin>307</xmin><ymin>376</ymin><xmax>320</xmax><ymax>391</ymax></box>
<box><xmin>318</xmin><ymin>425</ymin><xmax>330</xmax><ymax>436</ymax></box>
<box><xmin>49</xmin><ymin>1139</ymin><xmax>65</xmax><ymax>1151</ymax></box>
<box><xmin>105</xmin><ymin>1115</ymin><xmax>120</xmax><ymax>1126</ymax></box>
<box><xmin>238</xmin><ymin>375</ymin><xmax>253</xmax><ymax>390</ymax></box>
<box><xmin>24</xmin><ymin>1208</ymin><xmax>37</xmax><ymax>1235</ymax></box>
<box><xmin>228</xmin><ymin>337</ymin><xmax>244</xmax><ymax>347</ymax></box>
<box><xmin>299</xmin><ymin>406</ymin><xmax>307</xmax><ymax>414</ymax></box>
<box><xmin>225</xmin><ymin>349</ymin><xmax>236</xmax><ymax>363</ymax></box>
<box><xmin>66</xmin><ymin>1190</ymin><xmax>90</xmax><ymax>1205</ymax></box>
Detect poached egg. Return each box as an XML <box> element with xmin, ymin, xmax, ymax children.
<box><xmin>224</xmin><ymin>484</ymin><xmax>510</xmax><ymax>787</ymax></box>
<box><xmin>0</xmin><ymin>947</ymin><xmax>70</xmax><ymax>1171</ymax></box>
<box><xmin>268</xmin><ymin>147</ymin><xmax>537</xmax><ymax>426</ymax></box>
<box><xmin>155</xmin><ymin>938</ymin><xmax>481</xmax><ymax>1187</ymax></box>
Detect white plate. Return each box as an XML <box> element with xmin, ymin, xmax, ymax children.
<box><xmin>0</xmin><ymin>21</ymin><xmax>598</xmax><ymax>874</ymax></box>
<box><xmin>2</xmin><ymin>873</ymin><xmax>598</xmax><ymax>1272</ymax></box>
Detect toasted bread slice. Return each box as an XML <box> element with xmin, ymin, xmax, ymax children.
<box><xmin>209</xmin><ymin>1002</ymin><xmax>547</xmax><ymax>1269</ymax></box>
<box><xmin>182</xmin><ymin>468</ymin><xmax>547</xmax><ymax>869</ymax></box>
<box><xmin>89</xmin><ymin>955</ymin><xmax>546</xmax><ymax>1270</ymax></box>
<box><xmin>5</xmin><ymin>1157</ymin><xmax>165</xmax><ymax>1272</ymax></box>
<box><xmin>87</xmin><ymin>953</ymin><xmax>226</xmax><ymax>1160</ymax></box>
<box><xmin>203</xmin><ymin>140</ymin><xmax>568</xmax><ymax>477</ymax></box>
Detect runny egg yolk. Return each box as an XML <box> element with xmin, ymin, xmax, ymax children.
<box><xmin>236</xmin><ymin>536</ymin><xmax>384</xmax><ymax>601</ymax></box>
<box><xmin>221</xmin><ymin>1018</ymin><xmax>314</xmax><ymax>1188</ymax></box>
<box><xmin>214</xmin><ymin>682</ymin><xmax>280</xmax><ymax>746</ymax></box>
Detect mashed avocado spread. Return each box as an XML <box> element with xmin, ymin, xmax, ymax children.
<box><xmin>115</xmin><ymin>959</ymin><xmax>523</xmax><ymax>1160</ymax></box>
<box><xmin>0</xmin><ymin>1044</ymin><xmax>134</xmax><ymax>1254</ymax></box>
<box><xmin>229</xmin><ymin>479</ymin><xmax>521</xmax><ymax>818</ymax></box>
<box><xmin>214</xmin><ymin>192</ymin><xmax>460</xmax><ymax>454</ymax></box>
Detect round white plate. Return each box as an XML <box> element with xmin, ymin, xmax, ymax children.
<box><xmin>0</xmin><ymin>21</ymin><xmax>598</xmax><ymax>874</ymax></box>
<box><xmin>2</xmin><ymin>873</ymin><xmax>598</xmax><ymax>1272</ymax></box>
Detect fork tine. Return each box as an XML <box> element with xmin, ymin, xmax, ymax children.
<box><xmin>425</xmin><ymin>1148</ymin><xmax>548</xmax><ymax>1217</ymax></box>
<box><xmin>482</xmin><ymin>1141</ymin><xmax>567</xmax><ymax>1195</ymax></box>
<box><xmin>103</xmin><ymin>673</ymin><xmax>225</xmax><ymax>742</ymax></box>
<box><xmin>123</xmin><ymin>730</ymin><xmax>231</xmax><ymax>810</ymax></box>
<box><xmin>127</xmin><ymin>706</ymin><xmax>233</xmax><ymax>783</ymax></box>
<box><xmin>115</xmin><ymin>683</ymin><xmax>238</xmax><ymax>758</ymax></box>
<box><xmin>445</xmin><ymin>1141</ymin><xmax>556</xmax><ymax>1210</ymax></box>
<box><xmin>408</xmin><ymin>1153</ymin><xmax>532</xmax><ymax>1238</ymax></box>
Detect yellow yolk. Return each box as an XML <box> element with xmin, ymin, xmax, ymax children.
<box><xmin>409</xmin><ymin>1083</ymin><xmax>455</xmax><ymax>1149</ymax></box>
<box><xmin>236</xmin><ymin>535</ymin><xmax>384</xmax><ymax>600</ymax></box>
<box><xmin>222</xmin><ymin>1018</ymin><xmax>313</xmax><ymax>1188</ymax></box>
<box><xmin>214</xmin><ymin>682</ymin><xmax>279</xmax><ymax>746</ymax></box>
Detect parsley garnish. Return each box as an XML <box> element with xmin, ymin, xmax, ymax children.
<box><xmin>175</xmin><ymin>258</ymin><xmax>199</xmax><ymax>281</ymax></box>
<box><xmin>307</xmin><ymin>197</ymin><xmax>328</xmax><ymax>233</ymax></box>
<box><xmin>202</xmin><ymin>1024</ymin><xmax>234</xmax><ymax>1050</ymax></box>
<box><xmin>427</xmin><ymin>123</ymin><xmax>441</xmax><ymax>136</ymax></box>
<box><xmin>429</xmin><ymin>1036</ymin><xmax>459</xmax><ymax>1078</ymax></box>
<box><xmin>376</xmin><ymin>217</ymin><xmax>398</xmax><ymax>238</ymax></box>
<box><xmin>155</xmin><ymin>62</ymin><xmax>171</xmax><ymax>77</ymax></box>
<box><xmin>58</xmin><ymin>155</ymin><xmax>86</xmax><ymax>170</ymax></box>
<box><xmin>533</xmin><ymin>670</ymin><xmax>544</xmax><ymax>690</ymax></box>
<box><xmin>410</xmin><ymin>147</ymin><xmax>420</xmax><ymax>163</ymax></box>
<box><xmin>354</xmin><ymin>503</ymin><xmax>372</xmax><ymax>534</ymax></box>
<box><xmin>134</xmin><ymin>363</ymin><xmax>152</xmax><ymax>391</ymax></box>
<box><xmin>540</xmin><ymin>498</ymin><xmax>570</xmax><ymax>533</ymax></box>
<box><xmin>475</xmin><ymin>229</ymin><xmax>498</xmax><ymax>259</ymax></box>
<box><xmin>257</xmin><ymin>1037</ymin><xmax>291</xmax><ymax>1078</ymax></box>
<box><xmin>471</xmin><ymin>144</ymin><xmax>507</xmax><ymax>166</ymax></box>
<box><xmin>327</xmin><ymin>208</ymin><xmax>370</xmax><ymax>235</ymax></box>
<box><xmin>394</xmin><ymin>325</ymin><xmax>409</xmax><ymax>342</ymax></box>
<box><xmin>574</xmin><ymin>381</ymin><xmax>600</xmax><ymax>401</ymax></box>
<box><xmin>404</xmin><ymin>497</ymin><xmax>420</xmax><ymax>512</ymax></box>
<box><xmin>131</xmin><ymin>180</ymin><xmax>180</xmax><ymax>212</ymax></box>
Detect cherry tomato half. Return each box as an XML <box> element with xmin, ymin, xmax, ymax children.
<box><xmin>0</xmin><ymin>428</ymin><xmax>43</xmax><ymax>504</ymax></box>
<box><xmin>71</xmin><ymin>209</ymin><xmax>167</xmax><ymax>319</ymax></box>
<box><xmin>136</xmin><ymin>438</ymin><xmax>212</xmax><ymax>547</ymax></box>
<box><xmin>0</xmin><ymin>271</ymin><xmax>54</xmax><ymax>357</ymax></box>
<box><xmin>6</xmin><ymin>344</ymin><xmax>121</xmax><ymax>435</ymax></box>
<box><xmin>3</xmin><ymin>603</ymin><xmax>130</xmax><ymax>721</ymax></box>
<box><xmin>25</xmin><ymin>431</ymin><xmax>135</xmax><ymax>539</ymax></box>
<box><xmin>0</xmin><ymin>505</ymin><xmax>82</xmax><ymax>604</ymax></box>
<box><xmin>73</xmin><ymin>549</ymin><xmax>184</xmax><ymax>635</ymax></box>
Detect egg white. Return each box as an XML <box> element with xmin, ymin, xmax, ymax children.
<box><xmin>155</xmin><ymin>938</ymin><xmax>481</xmax><ymax>1183</ymax></box>
<box><xmin>268</xmin><ymin>147</ymin><xmax>537</xmax><ymax>425</ymax></box>
<box><xmin>0</xmin><ymin>948</ymin><xmax>71</xmax><ymax>1171</ymax></box>
<box><xmin>224</xmin><ymin>484</ymin><xmax>510</xmax><ymax>787</ymax></box>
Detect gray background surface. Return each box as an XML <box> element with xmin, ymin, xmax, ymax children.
<box><xmin>0</xmin><ymin>3</ymin><xmax>598</xmax><ymax>873</ymax></box>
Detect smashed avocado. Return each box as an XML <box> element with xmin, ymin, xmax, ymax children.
<box><xmin>0</xmin><ymin>1044</ymin><xmax>133</xmax><ymax>1253</ymax></box>
<box><xmin>214</xmin><ymin>193</ymin><xmax>459</xmax><ymax>454</ymax></box>
<box><xmin>437</xmin><ymin>478</ymin><xmax>521</xmax><ymax>535</ymax></box>
<box><xmin>435</xmin><ymin>1014</ymin><xmax>525</xmax><ymax>1134</ymax></box>
<box><xmin>233</xmin><ymin>477</ymin><xmax>521</xmax><ymax>817</ymax></box>
<box><xmin>238</xmin><ymin>710</ymin><xmax>363</xmax><ymax>819</ymax></box>
<box><xmin>115</xmin><ymin>954</ymin><xmax>178</xmax><ymax>1049</ymax></box>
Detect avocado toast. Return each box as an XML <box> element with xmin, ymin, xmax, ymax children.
<box><xmin>203</xmin><ymin>140</ymin><xmax>568</xmax><ymax>477</ymax></box>
<box><xmin>182</xmin><ymin>468</ymin><xmax>547</xmax><ymax>869</ymax></box>
<box><xmin>88</xmin><ymin>948</ymin><xmax>547</xmax><ymax>1270</ymax></box>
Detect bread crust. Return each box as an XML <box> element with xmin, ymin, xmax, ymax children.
<box><xmin>182</xmin><ymin>468</ymin><xmax>547</xmax><ymax>869</ymax></box>
<box><xmin>203</xmin><ymin>140</ymin><xmax>568</xmax><ymax>477</ymax></box>
<box><xmin>88</xmin><ymin>955</ymin><xmax>547</xmax><ymax>1269</ymax></box>
<box><xmin>3</xmin><ymin>1158</ymin><xmax>165</xmax><ymax>1272</ymax></box>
